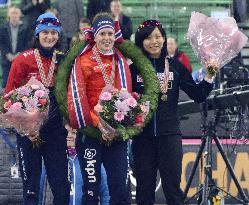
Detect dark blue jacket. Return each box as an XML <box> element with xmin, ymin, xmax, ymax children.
<box><xmin>20</xmin><ymin>0</ymin><xmax>50</xmax><ymax>30</ymax></box>
<box><xmin>0</xmin><ymin>22</ymin><xmax>31</xmax><ymax>68</ymax></box>
<box><xmin>130</xmin><ymin>51</ymin><xmax>213</xmax><ymax>137</ymax></box>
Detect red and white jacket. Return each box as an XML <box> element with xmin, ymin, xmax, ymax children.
<box><xmin>5</xmin><ymin>48</ymin><xmax>57</xmax><ymax>94</ymax></box>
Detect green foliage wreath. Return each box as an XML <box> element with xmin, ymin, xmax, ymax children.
<box><xmin>55</xmin><ymin>40</ymin><xmax>159</xmax><ymax>140</ymax></box>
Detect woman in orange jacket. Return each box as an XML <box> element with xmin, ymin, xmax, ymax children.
<box><xmin>67</xmin><ymin>12</ymin><xmax>132</xmax><ymax>205</ymax></box>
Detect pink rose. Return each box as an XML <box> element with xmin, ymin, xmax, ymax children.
<box><xmin>126</xmin><ymin>97</ymin><xmax>137</xmax><ymax>108</ymax></box>
<box><xmin>114</xmin><ymin>112</ymin><xmax>125</xmax><ymax>122</ymax></box>
<box><xmin>115</xmin><ymin>100</ymin><xmax>130</xmax><ymax>113</ymax></box>
<box><xmin>100</xmin><ymin>92</ymin><xmax>112</xmax><ymax>101</ymax></box>
<box><xmin>16</xmin><ymin>86</ymin><xmax>31</xmax><ymax>96</ymax></box>
<box><xmin>34</xmin><ymin>90</ymin><xmax>45</xmax><ymax>98</ymax></box>
<box><xmin>9</xmin><ymin>102</ymin><xmax>22</xmax><ymax>110</ymax></box>
<box><xmin>94</xmin><ymin>104</ymin><xmax>103</xmax><ymax>113</ymax></box>
<box><xmin>38</xmin><ymin>98</ymin><xmax>47</xmax><ymax>106</ymax></box>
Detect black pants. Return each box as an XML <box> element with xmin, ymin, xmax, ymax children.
<box><xmin>132</xmin><ymin>134</ymin><xmax>184</xmax><ymax>205</ymax></box>
<box><xmin>16</xmin><ymin>130</ymin><xmax>70</xmax><ymax>205</ymax></box>
<box><xmin>76</xmin><ymin>135</ymin><xmax>130</xmax><ymax>205</ymax></box>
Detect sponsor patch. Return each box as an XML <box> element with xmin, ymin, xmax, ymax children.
<box><xmin>157</xmin><ymin>72</ymin><xmax>174</xmax><ymax>89</ymax></box>
<box><xmin>84</xmin><ymin>148</ymin><xmax>96</xmax><ymax>160</ymax></box>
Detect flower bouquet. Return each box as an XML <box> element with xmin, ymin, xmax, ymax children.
<box><xmin>94</xmin><ymin>85</ymin><xmax>150</xmax><ymax>141</ymax></box>
<box><xmin>187</xmin><ymin>12</ymin><xmax>248</xmax><ymax>75</ymax></box>
<box><xmin>0</xmin><ymin>77</ymin><xmax>49</xmax><ymax>148</ymax></box>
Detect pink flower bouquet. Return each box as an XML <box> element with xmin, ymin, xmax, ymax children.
<box><xmin>0</xmin><ymin>77</ymin><xmax>49</xmax><ymax>147</ymax></box>
<box><xmin>94</xmin><ymin>85</ymin><xmax>150</xmax><ymax>140</ymax></box>
<box><xmin>187</xmin><ymin>12</ymin><xmax>248</xmax><ymax>74</ymax></box>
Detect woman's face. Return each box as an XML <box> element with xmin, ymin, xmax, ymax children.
<box><xmin>167</xmin><ymin>37</ymin><xmax>178</xmax><ymax>56</ymax></box>
<box><xmin>94</xmin><ymin>28</ymin><xmax>115</xmax><ymax>53</ymax></box>
<box><xmin>39</xmin><ymin>30</ymin><xmax>59</xmax><ymax>49</ymax></box>
<box><xmin>143</xmin><ymin>27</ymin><xmax>165</xmax><ymax>58</ymax></box>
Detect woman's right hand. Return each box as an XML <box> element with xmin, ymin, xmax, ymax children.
<box><xmin>98</xmin><ymin>121</ymin><xmax>115</xmax><ymax>141</ymax></box>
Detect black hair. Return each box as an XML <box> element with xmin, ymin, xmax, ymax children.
<box><xmin>135</xmin><ymin>21</ymin><xmax>167</xmax><ymax>58</ymax></box>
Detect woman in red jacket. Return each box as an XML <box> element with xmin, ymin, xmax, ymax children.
<box><xmin>68</xmin><ymin>12</ymin><xmax>132</xmax><ymax>205</ymax></box>
<box><xmin>5</xmin><ymin>12</ymin><xmax>70</xmax><ymax>205</ymax></box>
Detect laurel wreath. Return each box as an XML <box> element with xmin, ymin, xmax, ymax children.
<box><xmin>55</xmin><ymin>40</ymin><xmax>159</xmax><ymax>140</ymax></box>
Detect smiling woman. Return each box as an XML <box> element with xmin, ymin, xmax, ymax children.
<box><xmin>65</xmin><ymin>13</ymin><xmax>133</xmax><ymax>204</ymax></box>
<box><xmin>55</xmin><ymin>12</ymin><xmax>159</xmax><ymax>205</ymax></box>
<box><xmin>94</xmin><ymin>28</ymin><xmax>115</xmax><ymax>53</ymax></box>
<box><xmin>142</xmin><ymin>27</ymin><xmax>165</xmax><ymax>59</ymax></box>
<box><xmin>38</xmin><ymin>30</ymin><xmax>59</xmax><ymax>49</ymax></box>
<box><xmin>130</xmin><ymin>19</ymin><xmax>215</xmax><ymax>205</ymax></box>
<box><xmin>4</xmin><ymin>12</ymin><xmax>70</xmax><ymax>205</ymax></box>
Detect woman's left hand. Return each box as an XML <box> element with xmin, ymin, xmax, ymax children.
<box><xmin>205</xmin><ymin>60</ymin><xmax>219</xmax><ymax>79</ymax></box>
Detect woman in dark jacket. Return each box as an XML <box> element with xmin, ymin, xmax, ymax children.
<box><xmin>87</xmin><ymin>0</ymin><xmax>111</xmax><ymax>22</ymax></box>
<box><xmin>130</xmin><ymin>20</ymin><xmax>215</xmax><ymax>205</ymax></box>
<box><xmin>20</xmin><ymin>0</ymin><xmax>50</xmax><ymax>30</ymax></box>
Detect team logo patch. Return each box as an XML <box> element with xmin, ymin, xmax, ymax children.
<box><xmin>88</xmin><ymin>190</ymin><xmax>94</xmax><ymax>196</ymax></box>
<box><xmin>157</xmin><ymin>72</ymin><xmax>174</xmax><ymax>89</ymax></box>
<box><xmin>157</xmin><ymin>72</ymin><xmax>174</xmax><ymax>81</ymax></box>
<box><xmin>137</xmin><ymin>75</ymin><xmax>143</xmax><ymax>83</ymax></box>
<box><xmin>169</xmin><ymin>72</ymin><xmax>174</xmax><ymax>80</ymax></box>
<box><xmin>84</xmin><ymin>148</ymin><xmax>96</xmax><ymax>160</ymax></box>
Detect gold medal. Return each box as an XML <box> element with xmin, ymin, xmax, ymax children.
<box><xmin>161</xmin><ymin>94</ymin><xmax>167</xmax><ymax>101</ymax></box>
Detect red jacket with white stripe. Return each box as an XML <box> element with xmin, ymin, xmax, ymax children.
<box><xmin>5</xmin><ymin>48</ymin><xmax>57</xmax><ymax>94</ymax></box>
